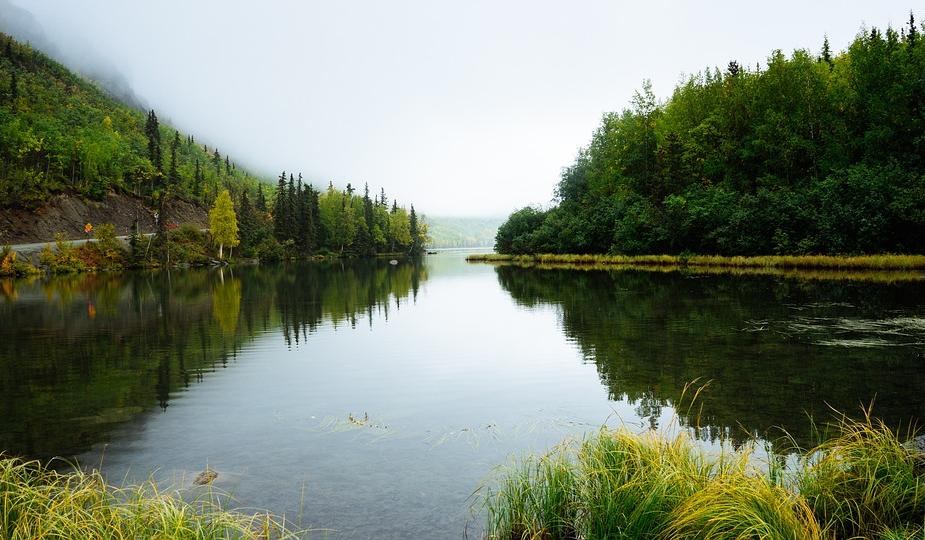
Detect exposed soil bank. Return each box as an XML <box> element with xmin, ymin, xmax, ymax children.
<box><xmin>0</xmin><ymin>191</ymin><xmax>207</xmax><ymax>245</ymax></box>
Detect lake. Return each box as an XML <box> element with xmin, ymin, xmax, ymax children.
<box><xmin>1</xmin><ymin>251</ymin><xmax>924</xmax><ymax>538</ymax></box>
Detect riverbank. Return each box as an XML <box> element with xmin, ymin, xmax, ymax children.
<box><xmin>483</xmin><ymin>411</ymin><xmax>925</xmax><ymax>539</ymax></box>
<box><xmin>467</xmin><ymin>253</ymin><xmax>925</xmax><ymax>283</ymax></box>
<box><xmin>0</xmin><ymin>456</ymin><xmax>299</xmax><ymax>539</ymax></box>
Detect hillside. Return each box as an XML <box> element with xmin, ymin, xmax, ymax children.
<box><xmin>0</xmin><ymin>31</ymin><xmax>263</xmax><ymax>237</ymax></box>
<box><xmin>495</xmin><ymin>16</ymin><xmax>925</xmax><ymax>256</ymax></box>
<box><xmin>424</xmin><ymin>216</ymin><xmax>502</xmax><ymax>248</ymax></box>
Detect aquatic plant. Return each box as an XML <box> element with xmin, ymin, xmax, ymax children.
<box><xmin>481</xmin><ymin>412</ymin><xmax>925</xmax><ymax>539</ymax></box>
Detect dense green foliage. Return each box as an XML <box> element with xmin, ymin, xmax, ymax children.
<box><xmin>246</xmin><ymin>176</ymin><xmax>429</xmax><ymax>259</ymax></box>
<box><xmin>0</xmin><ymin>32</ymin><xmax>261</xmax><ymax>209</ymax></box>
<box><xmin>426</xmin><ymin>216</ymin><xmax>501</xmax><ymax>248</ymax></box>
<box><xmin>484</xmin><ymin>414</ymin><xmax>924</xmax><ymax>539</ymax></box>
<box><xmin>497</xmin><ymin>16</ymin><xmax>925</xmax><ymax>256</ymax></box>
<box><xmin>0</xmin><ymin>32</ymin><xmax>427</xmax><ymax>261</ymax></box>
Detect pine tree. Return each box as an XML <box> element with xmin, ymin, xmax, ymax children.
<box><xmin>273</xmin><ymin>171</ymin><xmax>288</xmax><ymax>241</ymax></box>
<box><xmin>209</xmin><ymin>190</ymin><xmax>239</xmax><ymax>260</ymax></box>
<box><xmin>821</xmin><ymin>36</ymin><xmax>833</xmax><ymax>66</ymax></box>
<box><xmin>145</xmin><ymin>110</ymin><xmax>162</xmax><ymax>172</ymax></box>
<box><xmin>286</xmin><ymin>173</ymin><xmax>296</xmax><ymax>241</ymax></box>
<box><xmin>193</xmin><ymin>159</ymin><xmax>203</xmax><ymax>197</ymax></box>
<box><xmin>909</xmin><ymin>11</ymin><xmax>919</xmax><ymax>46</ymax></box>
<box><xmin>4</xmin><ymin>37</ymin><xmax>12</xmax><ymax>60</ymax></box>
<box><xmin>238</xmin><ymin>189</ymin><xmax>255</xmax><ymax>251</ymax></box>
<box><xmin>380</xmin><ymin>187</ymin><xmax>387</xmax><ymax>208</ymax></box>
<box><xmin>295</xmin><ymin>174</ymin><xmax>306</xmax><ymax>248</ymax></box>
<box><xmin>225</xmin><ymin>155</ymin><xmax>231</xmax><ymax>176</ymax></box>
<box><xmin>212</xmin><ymin>149</ymin><xmax>221</xmax><ymax>175</ymax></box>
<box><xmin>168</xmin><ymin>130</ymin><xmax>180</xmax><ymax>188</ymax></box>
<box><xmin>409</xmin><ymin>204</ymin><xmax>422</xmax><ymax>255</ymax></box>
<box><xmin>256</xmin><ymin>184</ymin><xmax>267</xmax><ymax>212</ymax></box>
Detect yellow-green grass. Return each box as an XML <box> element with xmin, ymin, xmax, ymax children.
<box><xmin>481</xmin><ymin>414</ymin><xmax>925</xmax><ymax>539</ymax></box>
<box><xmin>466</xmin><ymin>253</ymin><xmax>925</xmax><ymax>283</ymax></box>
<box><xmin>467</xmin><ymin>253</ymin><xmax>925</xmax><ymax>269</ymax></box>
<box><xmin>0</xmin><ymin>456</ymin><xmax>300</xmax><ymax>539</ymax></box>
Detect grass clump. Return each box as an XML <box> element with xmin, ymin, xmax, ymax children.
<box><xmin>0</xmin><ymin>455</ymin><xmax>298</xmax><ymax>539</ymax></box>
<box><xmin>798</xmin><ymin>410</ymin><xmax>925</xmax><ymax>538</ymax></box>
<box><xmin>482</xmin><ymin>412</ymin><xmax>925</xmax><ymax>539</ymax></box>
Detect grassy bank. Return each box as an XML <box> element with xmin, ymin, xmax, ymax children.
<box><xmin>482</xmin><ymin>412</ymin><xmax>925</xmax><ymax>539</ymax></box>
<box><xmin>466</xmin><ymin>253</ymin><xmax>925</xmax><ymax>283</ymax></box>
<box><xmin>0</xmin><ymin>456</ymin><xmax>299</xmax><ymax>539</ymax></box>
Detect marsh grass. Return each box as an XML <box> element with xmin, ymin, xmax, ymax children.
<box><xmin>481</xmin><ymin>410</ymin><xmax>925</xmax><ymax>539</ymax></box>
<box><xmin>0</xmin><ymin>455</ymin><xmax>300</xmax><ymax>539</ymax></box>
<box><xmin>466</xmin><ymin>253</ymin><xmax>925</xmax><ymax>282</ymax></box>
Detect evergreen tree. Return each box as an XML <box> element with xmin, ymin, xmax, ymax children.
<box><xmin>821</xmin><ymin>36</ymin><xmax>833</xmax><ymax>65</ymax></box>
<box><xmin>168</xmin><ymin>130</ymin><xmax>180</xmax><ymax>188</ymax></box>
<box><xmin>144</xmin><ymin>110</ymin><xmax>162</xmax><ymax>173</ymax></box>
<box><xmin>380</xmin><ymin>187</ymin><xmax>387</xmax><ymax>208</ymax></box>
<box><xmin>256</xmin><ymin>184</ymin><xmax>267</xmax><ymax>212</ymax></box>
<box><xmin>238</xmin><ymin>189</ymin><xmax>256</xmax><ymax>251</ymax></box>
<box><xmin>193</xmin><ymin>159</ymin><xmax>203</xmax><ymax>197</ymax></box>
<box><xmin>286</xmin><ymin>173</ymin><xmax>296</xmax><ymax>240</ymax></box>
<box><xmin>212</xmin><ymin>149</ymin><xmax>221</xmax><ymax>175</ymax></box>
<box><xmin>909</xmin><ymin>12</ymin><xmax>919</xmax><ymax>46</ymax></box>
<box><xmin>273</xmin><ymin>171</ymin><xmax>288</xmax><ymax>241</ymax></box>
<box><xmin>409</xmin><ymin>204</ymin><xmax>422</xmax><ymax>255</ymax></box>
<box><xmin>4</xmin><ymin>37</ymin><xmax>12</xmax><ymax>60</ymax></box>
<box><xmin>225</xmin><ymin>155</ymin><xmax>231</xmax><ymax>176</ymax></box>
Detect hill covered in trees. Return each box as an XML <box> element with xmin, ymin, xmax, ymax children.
<box><xmin>424</xmin><ymin>216</ymin><xmax>501</xmax><ymax>248</ymax></box>
<box><xmin>0</xmin><ymin>31</ymin><xmax>427</xmax><ymax>258</ymax></box>
<box><xmin>496</xmin><ymin>15</ymin><xmax>925</xmax><ymax>256</ymax></box>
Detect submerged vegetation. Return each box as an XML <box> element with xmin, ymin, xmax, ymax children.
<box><xmin>0</xmin><ymin>456</ymin><xmax>297</xmax><ymax>539</ymax></box>
<box><xmin>495</xmin><ymin>15</ymin><xmax>925</xmax><ymax>257</ymax></box>
<box><xmin>482</xmin><ymin>411</ymin><xmax>925</xmax><ymax>539</ymax></box>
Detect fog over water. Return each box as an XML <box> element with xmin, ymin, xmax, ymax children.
<box><xmin>2</xmin><ymin>0</ymin><xmax>916</xmax><ymax>216</ymax></box>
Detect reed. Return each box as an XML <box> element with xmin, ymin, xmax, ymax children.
<box><xmin>481</xmin><ymin>412</ymin><xmax>925</xmax><ymax>539</ymax></box>
<box><xmin>0</xmin><ymin>455</ymin><xmax>299</xmax><ymax>539</ymax></box>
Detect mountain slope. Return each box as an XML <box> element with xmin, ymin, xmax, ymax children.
<box><xmin>0</xmin><ymin>31</ymin><xmax>263</xmax><ymax>213</ymax></box>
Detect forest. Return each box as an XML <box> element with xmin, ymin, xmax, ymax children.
<box><xmin>0</xmin><ymin>31</ymin><xmax>426</xmax><ymax>261</ymax></box>
<box><xmin>496</xmin><ymin>15</ymin><xmax>925</xmax><ymax>256</ymax></box>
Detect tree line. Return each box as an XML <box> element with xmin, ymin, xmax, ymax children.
<box><xmin>0</xmin><ymin>31</ymin><xmax>427</xmax><ymax>260</ymax></box>
<box><xmin>496</xmin><ymin>14</ymin><xmax>925</xmax><ymax>256</ymax></box>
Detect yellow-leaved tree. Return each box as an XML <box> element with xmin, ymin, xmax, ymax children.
<box><xmin>209</xmin><ymin>190</ymin><xmax>239</xmax><ymax>259</ymax></box>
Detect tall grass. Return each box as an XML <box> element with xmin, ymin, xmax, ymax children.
<box><xmin>0</xmin><ymin>456</ymin><xmax>299</xmax><ymax>539</ymax></box>
<box><xmin>481</xmin><ymin>412</ymin><xmax>925</xmax><ymax>539</ymax></box>
<box><xmin>467</xmin><ymin>253</ymin><xmax>925</xmax><ymax>270</ymax></box>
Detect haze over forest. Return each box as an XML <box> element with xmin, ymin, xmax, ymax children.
<box><xmin>1</xmin><ymin>0</ymin><xmax>917</xmax><ymax>216</ymax></box>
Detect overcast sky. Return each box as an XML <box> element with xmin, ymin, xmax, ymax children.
<box><xmin>8</xmin><ymin>1</ymin><xmax>917</xmax><ymax>216</ymax></box>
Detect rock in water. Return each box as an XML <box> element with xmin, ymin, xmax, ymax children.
<box><xmin>389</xmin><ymin>259</ymin><xmax>398</xmax><ymax>265</ymax></box>
<box><xmin>193</xmin><ymin>469</ymin><xmax>218</xmax><ymax>485</ymax></box>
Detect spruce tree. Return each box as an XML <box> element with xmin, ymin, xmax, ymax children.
<box><xmin>212</xmin><ymin>149</ymin><xmax>221</xmax><ymax>175</ymax></box>
<box><xmin>380</xmin><ymin>187</ymin><xmax>387</xmax><ymax>208</ymax></box>
<box><xmin>225</xmin><ymin>155</ymin><xmax>231</xmax><ymax>176</ymax></box>
<box><xmin>168</xmin><ymin>131</ymin><xmax>180</xmax><ymax>188</ymax></box>
<box><xmin>821</xmin><ymin>36</ymin><xmax>833</xmax><ymax>65</ymax></box>
<box><xmin>145</xmin><ymin>110</ymin><xmax>162</xmax><ymax>173</ymax></box>
<box><xmin>273</xmin><ymin>171</ymin><xmax>288</xmax><ymax>241</ymax></box>
<box><xmin>409</xmin><ymin>204</ymin><xmax>422</xmax><ymax>255</ymax></box>
<box><xmin>4</xmin><ymin>37</ymin><xmax>12</xmax><ymax>60</ymax></box>
<box><xmin>256</xmin><ymin>184</ymin><xmax>267</xmax><ymax>212</ymax></box>
<box><xmin>295</xmin><ymin>174</ymin><xmax>306</xmax><ymax>248</ymax></box>
<box><xmin>238</xmin><ymin>189</ymin><xmax>255</xmax><ymax>251</ymax></box>
<box><xmin>193</xmin><ymin>159</ymin><xmax>203</xmax><ymax>198</ymax></box>
<box><xmin>909</xmin><ymin>12</ymin><xmax>919</xmax><ymax>46</ymax></box>
<box><xmin>287</xmin><ymin>174</ymin><xmax>296</xmax><ymax>241</ymax></box>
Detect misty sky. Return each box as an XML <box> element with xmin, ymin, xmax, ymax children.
<box><xmin>8</xmin><ymin>1</ymin><xmax>918</xmax><ymax>216</ymax></box>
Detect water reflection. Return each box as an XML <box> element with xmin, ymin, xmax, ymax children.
<box><xmin>493</xmin><ymin>266</ymin><xmax>925</xmax><ymax>448</ymax></box>
<box><xmin>0</xmin><ymin>260</ymin><xmax>425</xmax><ymax>459</ymax></box>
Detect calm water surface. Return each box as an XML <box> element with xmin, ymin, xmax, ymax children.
<box><xmin>1</xmin><ymin>252</ymin><xmax>924</xmax><ymax>538</ymax></box>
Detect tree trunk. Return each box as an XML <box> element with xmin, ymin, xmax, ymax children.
<box><xmin>219</xmin><ymin>243</ymin><xmax>223</xmax><ymax>260</ymax></box>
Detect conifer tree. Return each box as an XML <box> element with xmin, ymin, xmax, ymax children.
<box><xmin>273</xmin><ymin>171</ymin><xmax>288</xmax><ymax>241</ymax></box>
<box><xmin>256</xmin><ymin>184</ymin><xmax>267</xmax><ymax>212</ymax></box>
<box><xmin>380</xmin><ymin>187</ymin><xmax>387</xmax><ymax>208</ymax></box>
<box><xmin>821</xmin><ymin>36</ymin><xmax>833</xmax><ymax>65</ymax></box>
<box><xmin>238</xmin><ymin>189</ymin><xmax>256</xmax><ymax>251</ymax></box>
<box><xmin>212</xmin><ymin>149</ymin><xmax>221</xmax><ymax>175</ymax></box>
<box><xmin>909</xmin><ymin>12</ymin><xmax>919</xmax><ymax>46</ymax></box>
<box><xmin>168</xmin><ymin>131</ymin><xmax>180</xmax><ymax>188</ymax></box>
<box><xmin>4</xmin><ymin>37</ymin><xmax>11</xmax><ymax>60</ymax></box>
<box><xmin>409</xmin><ymin>204</ymin><xmax>422</xmax><ymax>255</ymax></box>
<box><xmin>145</xmin><ymin>110</ymin><xmax>162</xmax><ymax>173</ymax></box>
<box><xmin>286</xmin><ymin>173</ymin><xmax>296</xmax><ymax>240</ymax></box>
<box><xmin>225</xmin><ymin>156</ymin><xmax>231</xmax><ymax>176</ymax></box>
